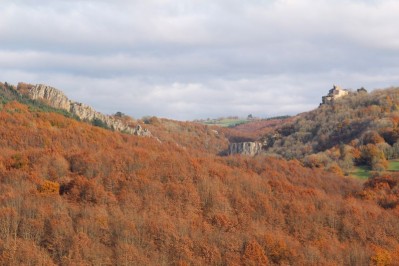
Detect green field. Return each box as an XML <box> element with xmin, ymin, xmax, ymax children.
<box><xmin>351</xmin><ymin>165</ymin><xmax>371</xmax><ymax>180</ymax></box>
<box><xmin>388</xmin><ymin>160</ymin><xmax>399</xmax><ymax>171</ymax></box>
<box><xmin>202</xmin><ymin>118</ymin><xmax>249</xmax><ymax>127</ymax></box>
<box><xmin>351</xmin><ymin>160</ymin><xmax>399</xmax><ymax>179</ymax></box>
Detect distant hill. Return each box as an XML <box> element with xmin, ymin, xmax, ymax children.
<box><xmin>196</xmin><ymin>116</ymin><xmax>251</xmax><ymax>127</ymax></box>
<box><xmin>221</xmin><ymin>116</ymin><xmax>293</xmax><ymax>143</ymax></box>
<box><xmin>256</xmin><ymin>87</ymin><xmax>399</xmax><ymax>173</ymax></box>
<box><xmin>140</xmin><ymin>116</ymin><xmax>229</xmax><ymax>154</ymax></box>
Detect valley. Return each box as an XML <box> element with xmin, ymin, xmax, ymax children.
<box><xmin>3</xmin><ymin>1</ymin><xmax>399</xmax><ymax>265</ymax></box>
<box><xmin>1</xmin><ymin>82</ymin><xmax>399</xmax><ymax>265</ymax></box>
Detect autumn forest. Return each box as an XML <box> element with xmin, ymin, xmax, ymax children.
<box><xmin>1</xmin><ymin>82</ymin><xmax>399</xmax><ymax>265</ymax></box>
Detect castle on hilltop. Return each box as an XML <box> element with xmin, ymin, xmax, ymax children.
<box><xmin>321</xmin><ymin>85</ymin><xmax>349</xmax><ymax>104</ymax></box>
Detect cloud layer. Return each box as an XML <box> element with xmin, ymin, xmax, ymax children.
<box><xmin>1</xmin><ymin>0</ymin><xmax>399</xmax><ymax>120</ymax></box>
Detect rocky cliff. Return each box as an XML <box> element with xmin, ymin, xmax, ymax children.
<box><xmin>26</xmin><ymin>84</ymin><xmax>151</xmax><ymax>136</ymax></box>
<box><xmin>228</xmin><ymin>141</ymin><xmax>263</xmax><ymax>156</ymax></box>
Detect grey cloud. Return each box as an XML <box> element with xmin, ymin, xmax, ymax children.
<box><xmin>1</xmin><ymin>0</ymin><xmax>399</xmax><ymax>119</ymax></box>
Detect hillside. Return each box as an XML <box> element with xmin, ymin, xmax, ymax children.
<box><xmin>140</xmin><ymin>116</ymin><xmax>229</xmax><ymax>154</ymax></box>
<box><xmin>221</xmin><ymin>116</ymin><xmax>293</xmax><ymax>143</ymax></box>
<box><xmin>233</xmin><ymin>87</ymin><xmax>399</xmax><ymax>174</ymax></box>
<box><xmin>13</xmin><ymin>82</ymin><xmax>151</xmax><ymax>136</ymax></box>
<box><xmin>1</xmin><ymin>82</ymin><xmax>399</xmax><ymax>265</ymax></box>
<box><xmin>1</xmin><ymin>83</ymin><xmax>227</xmax><ymax>155</ymax></box>
<box><xmin>0</xmin><ymin>82</ymin><xmax>78</xmax><ymax>119</ymax></box>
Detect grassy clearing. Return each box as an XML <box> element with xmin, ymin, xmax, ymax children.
<box><xmin>388</xmin><ymin>160</ymin><xmax>399</xmax><ymax>171</ymax></box>
<box><xmin>350</xmin><ymin>165</ymin><xmax>371</xmax><ymax>180</ymax></box>
<box><xmin>350</xmin><ymin>160</ymin><xmax>399</xmax><ymax>180</ymax></box>
<box><xmin>203</xmin><ymin>119</ymin><xmax>249</xmax><ymax>127</ymax></box>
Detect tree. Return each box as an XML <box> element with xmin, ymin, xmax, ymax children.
<box><xmin>115</xmin><ymin>111</ymin><xmax>124</xmax><ymax>117</ymax></box>
<box><xmin>359</xmin><ymin>144</ymin><xmax>387</xmax><ymax>170</ymax></box>
<box><xmin>363</xmin><ymin>131</ymin><xmax>385</xmax><ymax>145</ymax></box>
<box><xmin>370</xmin><ymin>246</ymin><xmax>392</xmax><ymax>266</ymax></box>
<box><xmin>242</xmin><ymin>240</ymin><xmax>268</xmax><ymax>265</ymax></box>
<box><xmin>92</xmin><ymin>118</ymin><xmax>110</xmax><ymax>129</ymax></box>
<box><xmin>339</xmin><ymin>144</ymin><xmax>354</xmax><ymax>174</ymax></box>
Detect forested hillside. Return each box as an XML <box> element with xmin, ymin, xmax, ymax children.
<box><xmin>221</xmin><ymin>117</ymin><xmax>293</xmax><ymax>143</ymax></box>
<box><xmin>1</xmin><ymin>83</ymin><xmax>399</xmax><ymax>265</ymax></box>
<box><xmin>240</xmin><ymin>88</ymin><xmax>399</xmax><ymax>174</ymax></box>
<box><xmin>140</xmin><ymin>116</ymin><xmax>229</xmax><ymax>154</ymax></box>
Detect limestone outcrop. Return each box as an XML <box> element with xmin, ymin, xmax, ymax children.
<box><xmin>29</xmin><ymin>84</ymin><xmax>72</xmax><ymax>110</ymax></box>
<box><xmin>27</xmin><ymin>84</ymin><xmax>151</xmax><ymax>136</ymax></box>
<box><xmin>228</xmin><ymin>142</ymin><xmax>263</xmax><ymax>156</ymax></box>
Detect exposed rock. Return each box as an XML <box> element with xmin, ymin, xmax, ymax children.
<box><xmin>228</xmin><ymin>142</ymin><xmax>263</xmax><ymax>156</ymax></box>
<box><xmin>321</xmin><ymin>85</ymin><xmax>349</xmax><ymax>104</ymax></box>
<box><xmin>26</xmin><ymin>84</ymin><xmax>151</xmax><ymax>136</ymax></box>
<box><xmin>29</xmin><ymin>84</ymin><xmax>71</xmax><ymax>110</ymax></box>
<box><xmin>133</xmin><ymin>125</ymin><xmax>151</xmax><ymax>137</ymax></box>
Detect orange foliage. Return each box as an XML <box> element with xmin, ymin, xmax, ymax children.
<box><xmin>370</xmin><ymin>246</ymin><xmax>392</xmax><ymax>266</ymax></box>
<box><xmin>242</xmin><ymin>240</ymin><xmax>268</xmax><ymax>265</ymax></box>
<box><xmin>38</xmin><ymin>180</ymin><xmax>60</xmax><ymax>195</ymax></box>
<box><xmin>1</xmin><ymin>99</ymin><xmax>399</xmax><ymax>264</ymax></box>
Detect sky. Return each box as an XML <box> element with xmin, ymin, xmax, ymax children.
<box><xmin>1</xmin><ymin>0</ymin><xmax>399</xmax><ymax>120</ymax></box>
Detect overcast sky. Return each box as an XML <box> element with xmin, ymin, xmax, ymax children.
<box><xmin>1</xmin><ymin>0</ymin><xmax>399</xmax><ymax>120</ymax></box>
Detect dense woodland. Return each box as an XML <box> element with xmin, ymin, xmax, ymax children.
<box><xmin>221</xmin><ymin>117</ymin><xmax>294</xmax><ymax>144</ymax></box>
<box><xmin>140</xmin><ymin>116</ymin><xmax>228</xmax><ymax>155</ymax></box>
<box><xmin>1</xmin><ymin>83</ymin><xmax>399</xmax><ymax>265</ymax></box>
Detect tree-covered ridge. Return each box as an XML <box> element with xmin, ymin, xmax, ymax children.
<box><xmin>258</xmin><ymin>87</ymin><xmax>399</xmax><ymax>173</ymax></box>
<box><xmin>1</xmin><ymin>97</ymin><xmax>399</xmax><ymax>264</ymax></box>
<box><xmin>221</xmin><ymin>116</ymin><xmax>294</xmax><ymax>143</ymax></box>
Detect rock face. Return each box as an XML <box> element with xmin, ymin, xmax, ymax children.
<box><xmin>27</xmin><ymin>84</ymin><xmax>151</xmax><ymax>136</ymax></box>
<box><xmin>29</xmin><ymin>84</ymin><xmax>72</xmax><ymax>110</ymax></box>
<box><xmin>322</xmin><ymin>85</ymin><xmax>349</xmax><ymax>104</ymax></box>
<box><xmin>228</xmin><ymin>142</ymin><xmax>263</xmax><ymax>156</ymax></box>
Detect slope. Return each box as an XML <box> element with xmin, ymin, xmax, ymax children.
<box><xmin>0</xmin><ymin>82</ymin><xmax>78</xmax><ymax>119</ymax></box>
<box><xmin>248</xmin><ymin>87</ymin><xmax>399</xmax><ymax>173</ymax></box>
<box><xmin>221</xmin><ymin>116</ymin><xmax>293</xmax><ymax>143</ymax></box>
<box><xmin>1</xmin><ymin>90</ymin><xmax>399</xmax><ymax>264</ymax></box>
<box><xmin>141</xmin><ymin>116</ymin><xmax>229</xmax><ymax>154</ymax></box>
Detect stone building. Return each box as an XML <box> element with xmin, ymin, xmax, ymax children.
<box><xmin>322</xmin><ymin>85</ymin><xmax>349</xmax><ymax>104</ymax></box>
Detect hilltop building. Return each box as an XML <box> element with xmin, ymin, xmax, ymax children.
<box><xmin>322</xmin><ymin>85</ymin><xmax>349</xmax><ymax>104</ymax></box>
<box><xmin>357</xmin><ymin>87</ymin><xmax>368</xmax><ymax>94</ymax></box>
